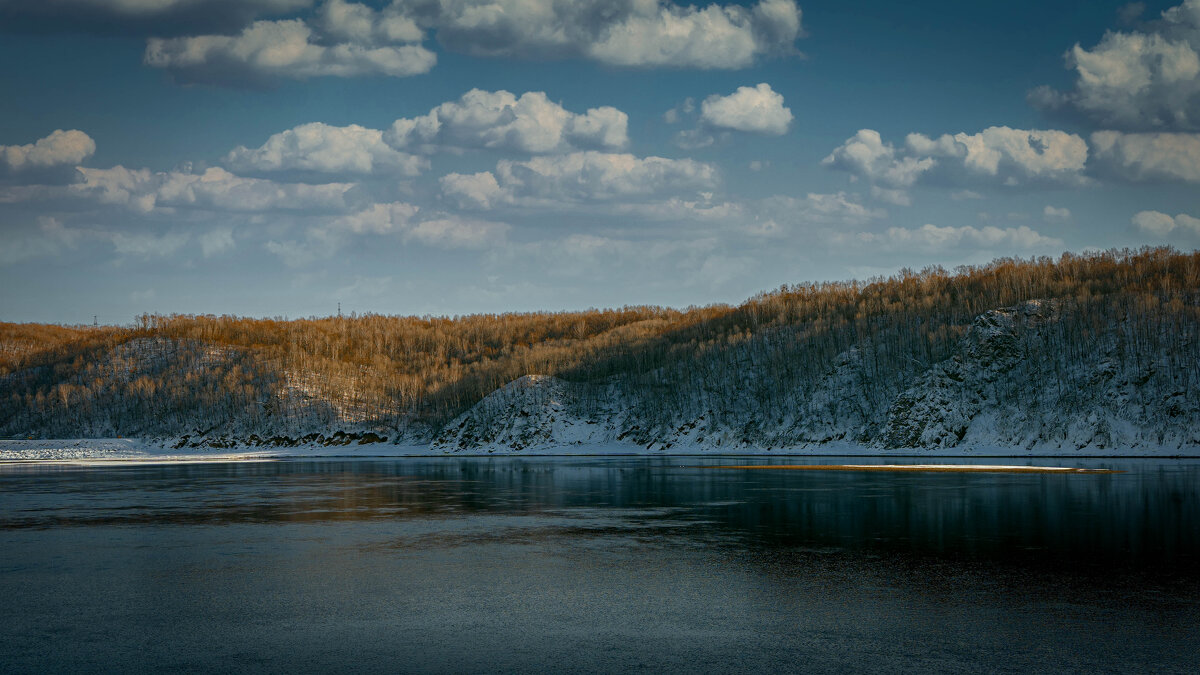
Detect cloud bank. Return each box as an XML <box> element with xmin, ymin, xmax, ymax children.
<box><xmin>1030</xmin><ymin>0</ymin><xmax>1200</xmax><ymax>130</ymax></box>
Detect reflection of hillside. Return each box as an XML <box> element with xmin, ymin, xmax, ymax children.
<box><xmin>2</xmin><ymin>458</ymin><xmax>1197</xmax><ymax>565</ymax></box>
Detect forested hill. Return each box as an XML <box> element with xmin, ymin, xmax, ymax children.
<box><xmin>3</xmin><ymin>248</ymin><xmax>1199</xmax><ymax>452</ymax></box>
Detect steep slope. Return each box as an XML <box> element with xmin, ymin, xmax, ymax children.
<box><xmin>3</xmin><ymin>248</ymin><xmax>1198</xmax><ymax>452</ymax></box>
<box><xmin>434</xmin><ymin>297</ymin><xmax>1200</xmax><ymax>452</ymax></box>
<box><xmin>431</xmin><ymin>375</ymin><xmax>628</xmax><ymax>451</ymax></box>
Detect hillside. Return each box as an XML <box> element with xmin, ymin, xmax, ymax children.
<box><xmin>3</xmin><ymin>248</ymin><xmax>1199</xmax><ymax>453</ymax></box>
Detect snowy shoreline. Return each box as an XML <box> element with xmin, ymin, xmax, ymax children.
<box><xmin>1</xmin><ymin>438</ymin><xmax>1197</xmax><ymax>462</ymax></box>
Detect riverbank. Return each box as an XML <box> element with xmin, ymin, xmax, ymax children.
<box><xmin>1</xmin><ymin>438</ymin><xmax>1197</xmax><ymax>462</ymax></box>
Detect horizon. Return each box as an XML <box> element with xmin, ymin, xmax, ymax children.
<box><xmin>3</xmin><ymin>1</ymin><xmax>1199</xmax><ymax>323</ymax></box>
<box><xmin>7</xmin><ymin>245</ymin><xmax>1184</xmax><ymax>327</ymax></box>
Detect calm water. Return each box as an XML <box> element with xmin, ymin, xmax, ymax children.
<box><xmin>1</xmin><ymin>455</ymin><xmax>1198</xmax><ymax>673</ymax></box>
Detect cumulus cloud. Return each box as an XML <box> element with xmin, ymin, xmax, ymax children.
<box><xmin>1</xmin><ymin>130</ymin><xmax>96</xmax><ymax>171</ymax></box>
<box><xmin>906</xmin><ymin>127</ymin><xmax>1089</xmax><ymax>181</ymax></box>
<box><xmin>72</xmin><ymin>165</ymin><xmax>356</xmax><ymax>213</ymax></box>
<box><xmin>325</xmin><ymin>201</ymin><xmax>419</xmax><ymax>234</ymax></box>
<box><xmin>318</xmin><ymin>0</ymin><xmax>422</xmax><ymax>43</ymax></box>
<box><xmin>384</xmin><ymin>89</ymin><xmax>628</xmax><ymax>154</ymax></box>
<box><xmin>823</xmin><ymin>127</ymin><xmax>1090</xmax><ymax>196</ymax></box>
<box><xmin>438</xmin><ymin>172</ymin><xmax>504</xmax><ymax>209</ymax></box>
<box><xmin>698</xmin><ymin>83</ymin><xmax>792</xmax><ymax>134</ymax></box>
<box><xmin>1030</xmin><ymin>0</ymin><xmax>1200</xmax><ymax>130</ymax></box>
<box><xmin>144</xmin><ymin>12</ymin><xmax>436</xmax><ymax>85</ymax></box>
<box><xmin>425</xmin><ymin>0</ymin><xmax>802</xmax><ymax>69</ymax></box>
<box><xmin>225</xmin><ymin>122</ymin><xmax>427</xmax><ymax>176</ymax></box>
<box><xmin>136</xmin><ymin>0</ymin><xmax>802</xmax><ymax>85</ymax></box>
<box><xmin>821</xmin><ymin>129</ymin><xmax>935</xmax><ymax>189</ymax></box>
<box><xmin>1090</xmin><ymin>130</ymin><xmax>1200</xmax><ymax>182</ymax></box>
<box><xmin>441</xmin><ymin>151</ymin><xmax>719</xmax><ymax>209</ymax></box>
<box><xmin>1132</xmin><ymin>209</ymin><xmax>1200</xmax><ymax>236</ymax></box>
<box><xmin>849</xmin><ymin>224</ymin><xmax>1063</xmax><ymax>252</ymax></box>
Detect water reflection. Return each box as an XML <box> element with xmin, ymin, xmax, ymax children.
<box><xmin>1</xmin><ymin>456</ymin><xmax>1199</xmax><ymax>673</ymax></box>
<box><xmin>1</xmin><ymin>456</ymin><xmax>1197</xmax><ymax>565</ymax></box>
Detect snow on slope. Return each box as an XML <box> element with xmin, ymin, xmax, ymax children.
<box><xmin>431</xmin><ymin>375</ymin><xmax>637</xmax><ymax>452</ymax></box>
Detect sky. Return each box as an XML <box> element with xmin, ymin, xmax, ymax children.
<box><xmin>1</xmin><ymin>0</ymin><xmax>1198</xmax><ymax>324</ymax></box>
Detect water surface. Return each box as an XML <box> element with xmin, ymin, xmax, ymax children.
<box><xmin>1</xmin><ymin>455</ymin><xmax>1197</xmax><ymax>673</ymax></box>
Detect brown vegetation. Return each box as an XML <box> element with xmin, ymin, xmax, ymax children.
<box><xmin>2</xmin><ymin>247</ymin><xmax>1198</xmax><ymax>444</ymax></box>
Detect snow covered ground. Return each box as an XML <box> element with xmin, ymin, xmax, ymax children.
<box><xmin>1</xmin><ymin>438</ymin><xmax>1195</xmax><ymax>462</ymax></box>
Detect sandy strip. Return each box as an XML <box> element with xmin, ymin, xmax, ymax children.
<box><xmin>709</xmin><ymin>464</ymin><xmax>1120</xmax><ymax>473</ymax></box>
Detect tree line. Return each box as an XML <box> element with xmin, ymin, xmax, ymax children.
<box><xmin>2</xmin><ymin>247</ymin><xmax>1197</xmax><ymax>445</ymax></box>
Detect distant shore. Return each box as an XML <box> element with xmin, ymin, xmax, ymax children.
<box><xmin>1</xmin><ymin>438</ymin><xmax>1196</xmax><ymax>462</ymax></box>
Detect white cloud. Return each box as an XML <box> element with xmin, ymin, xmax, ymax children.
<box><xmin>319</xmin><ymin>0</ymin><xmax>421</xmax><ymax>44</ymax></box>
<box><xmin>849</xmin><ymin>224</ymin><xmax>1063</xmax><ymax>252</ymax></box>
<box><xmin>1090</xmin><ymin>130</ymin><xmax>1200</xmax><ymax>182</ymax></box>
<box><xmin>1030</xmin><ymin>0</ymin><xmax>1200</xmax><ymax>130</ymax></box>
<box><xmin>1132</xmin><ymin>209</ymin><xmax>1200</xmax><ymax>236</ymax></box>
<box><xmin>428</xmin><ymin>0</ymin><xmax>802</xmax><ymax>69</ymax></box>
<box><xmin>870</xmin><ymin>186</ymin><xmax>910</xmax><ymax>206</ymax></box>
<box><xmin>822</xmin><ymin>129</ymin><xmax>935</xmax><ymax>188</ymax></box>
<box><xmin>1</xmin><ymin>130</ymin><xmax>95</xmax><ymax>171</ymax></box>
<box><xmin>384</xmin><ymin>89</ymin><xmax>628</xmax><ymax>154</ymax></box>
<box><xmin>72</xmin><ymin>165</ymin><xmax>356</xmax><ymax>213</ymax></box>
<box><xmin>823</xmin><ymin>127</ymin><xmax>1089</xmax><ymax>191</ymax></box>
<box><xmin>441</xmin><ymin>151</ymin><xmax>719</xmax><ymax>209</ymax></box>
<box><xmin>144</xmin><ymin>15</ymin><xmax>436</xmax><ymax>84</ymax></box>
<box><xmin>138</xmin><ymin>0</ymin><xmax>802</xmax><ymax>86</ymax></box>
<box><xmin>906</xmin><ymin>127</ymin><xmax>1089</xmax><ymax>180</ymax></box>
<box><xmin>403</xmin><ymin>215</ymin><xmax>509</xmax><ymax>249</ymax></box>
<box><xmin>698</xmin><ymin>83</ymin><xmax>792</xmax><ymax>134</ymax></box>
<box><xmin>439</xmin><ymin>172</ymin><xmax>504</xmax><ymax>209</ymax></box>
<box><xmin>225</xmin><ymin>122</ymin><xmax>427</xmax><ymax>175</ymax></box>
<box><xmin>1043</xmin><ymin>205</ymin><xmax>1071</xmax><ymax>221</ymax></box>
<box><xmin>329</xmin><ymin>201</ymin><xmax>419</xmax><ymax>234</ymax></box>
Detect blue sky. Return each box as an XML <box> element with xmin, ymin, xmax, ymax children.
<box><xmin>1</xmin><ymin>0</ymin><xmax>1198</xmax><ymax>323</ymax></box>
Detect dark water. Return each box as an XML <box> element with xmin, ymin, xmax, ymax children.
<box><xmin>1</xmin><ymin>456</ymin><xmax>1198</xmax><ymax>673</ymax></box>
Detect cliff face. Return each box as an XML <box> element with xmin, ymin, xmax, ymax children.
<box><xmin>428</xmin><ymin>300</ymin><xmax>1200</xmax><ymax>453</ymax></box>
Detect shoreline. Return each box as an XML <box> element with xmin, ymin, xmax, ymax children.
<box><xmin>1</xmin><ymin>438</ymin><xmax>1197</xmax><ymax>463</ymax></box>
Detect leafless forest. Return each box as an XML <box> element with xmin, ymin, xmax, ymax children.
<box><xmin>3</xmin><ymin>248</ymin><xmax>1198</xmax><ymax>449</ymax></box>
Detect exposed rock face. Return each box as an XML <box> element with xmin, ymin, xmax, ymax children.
<box><xmin>430</xmin><ymin>299</ymin><xmax>1199</xmax><ymax>452</ymax></box>
<box><xmin>878</xmin><ymin>301</ymin><xmax>1053</xmax><ymax>449</ymax></box>
<box><xmin>432</xmin><ymin>375</ymin><xmax>623</xmax><ymax>451</ymax></box>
